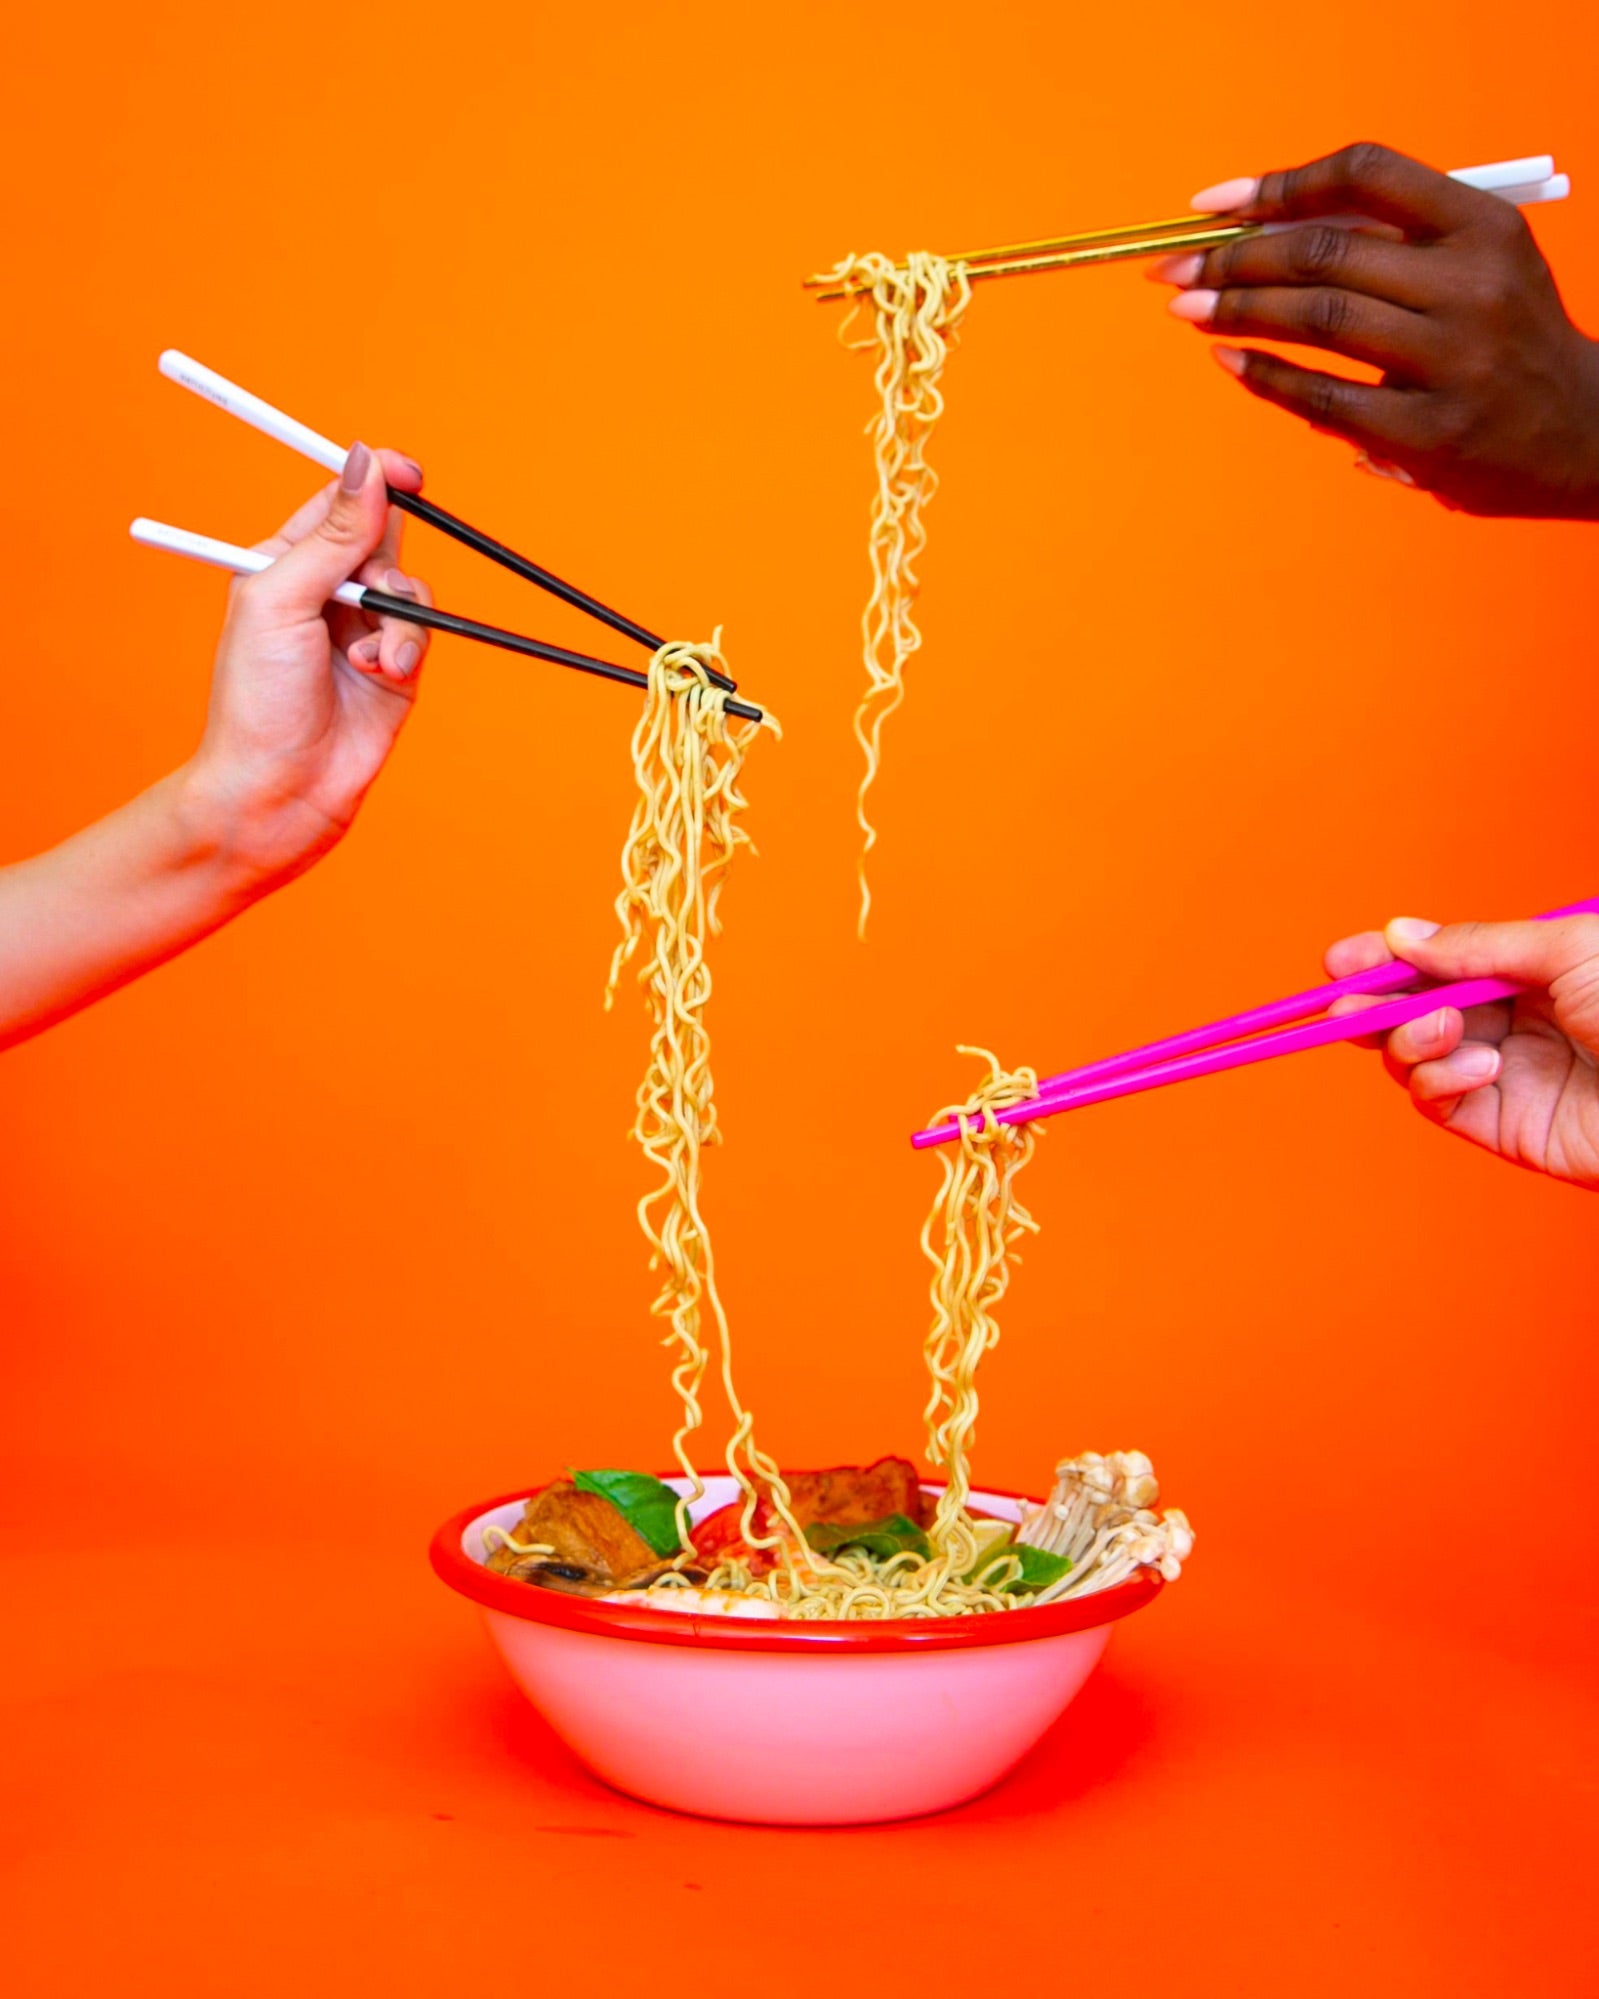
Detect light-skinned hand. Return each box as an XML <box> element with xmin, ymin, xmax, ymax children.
<box><xmin>189</xmin><ymin>440</ymin><xmax>435</xmax><ymax>888</ymax></box>
<box><xmin>1326</xmin><ymin>913</ymin><xmax>1599</xmax><ymax>1189</ymax></box>
<box><xmin>0</xmin><ymin>443</ymin><xmax>435</xmax><ymax>1051</ymax></box>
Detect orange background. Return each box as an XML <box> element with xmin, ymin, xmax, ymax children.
<box><xmin>3</xmin><ymin>4</ymin><xmax>1596</xmax><ymax>1993</ymax></box>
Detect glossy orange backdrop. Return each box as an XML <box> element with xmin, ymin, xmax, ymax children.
<box><xmin>3</xmin><ymin>5</ymin><xmax>1596</xmax><ymax>1994</ymax></box>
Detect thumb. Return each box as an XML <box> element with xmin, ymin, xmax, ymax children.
<box><xmin>1386</xmin><ymin>913</ymin><xmax>1599</xmax><ymax>992</ymax></box>
<box><xmin>261</xmin><ymin>442</ymin><xmax>389</xmax><ymax>618</ymax></box>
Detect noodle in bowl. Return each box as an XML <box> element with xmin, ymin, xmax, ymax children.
<box><xmin>430</xmin><ymin>1473</ymin><xmax>1166</xmax><ymax>1826</ymax></box>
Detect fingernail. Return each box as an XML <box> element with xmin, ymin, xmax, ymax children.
<box><xmin>395</xmin><ymin>641</ymin><xmax>421</xmax><ymax>678</ymax></box>
<box><xmin>349</xmin><ymin>636</ymin><xmax>379</xmax><ymax>667</ymax></box>
<box><xmin>1389</xmin><ymin>917</ymin><xmax>1442</xmax><ymax>947</ymax></box>
<box><xmin>1148</xmin><ymin>252</ymin><xmax>1205</xmax><ymax>287</ymax></box>
<box><xmin>1454</xmin><ymin>1046</ymin><xmax>1500</xmax><ymax>1082</ymax></box>
<box><xmin>400</xmin><ymin>458</ymin><xmax>424</xmax><ymax>482</ymax></box>
<box><xmin>384</xmin><ymin>568</ymin><xmax>417</xmax><ymax>597</ymax></box>
<box><xmin>340</xmin><ymin>440</ymin><xmax>371</xmax><ymax>494</ymax></box>
<box><xmin>1211</xmin><ymin>345</ymin><xmax>1248</xmax><ymax>378</ymax></box>
<box><xmin>1353</xmin><ymin>453</ymin><xmax>1418</xmax><ymax>488</ymax></box>
<box><xmin>1417</xmin><ymin>1009</ymin><xmax>1451</xmax><ymax>1043</ymax></box>
<box><xmin>1168</xmin><ymin>289</ymin><xmax>1219</xmax><ymax>324</ymax></box>
<box><xmin>1190</xmin><ymin>176</ymin><xmax>1259</xmax><ymax>213</ymax></box>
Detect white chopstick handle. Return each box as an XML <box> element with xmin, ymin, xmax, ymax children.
<box><xmin>158</xmin><ymin>351</ymin><xmax>349</xmax><ymax>476</ymax></box>
<box><xmin>1262</xmin><ymin>171</ymin><xmax>1568</xmax><ymax>242</ymax></box>
<box><xmin>1501</xmin><ymin>173</ymin><xmax>1570</xmax><ymax>207</ymax></box>
<box><xmin>1451</xmin><ymin>155</ymin><xmax>1554</xmax><ymax>192</ymax></box>
<box><xmin>129</xmin><ymin>517</ymin><xmax>367</xmax><ymax>608</ymax></box>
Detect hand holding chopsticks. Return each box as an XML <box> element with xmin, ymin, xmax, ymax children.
<box><xmin>1145</xmin><ymin>142</ymin><xmax>1599</xmax><ymax>520</ymax></box>
<box><xmin>142</xmin><ymin>351</ymin><xmax>764</xmax><ymax>718</ymax></box>
<box><xmin>130</xmin><ymin>518</ymin><xmax>765</xmax><ymax>722</ymax></box>
<box><xmin>911</xmin><ymin>900</ymin><xmax>1599</xmax><ymax>1193</ymax></box>
<box><xmin>806</xmin><ymin>152</ymin><xmax>1568</xmax><ymax>295</ymax></box>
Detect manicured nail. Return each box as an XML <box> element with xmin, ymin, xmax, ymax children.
<box><xmin>340</xmin><ymin>440</ymin><xmax>371</xmax><ymax>493</ymax></box>
<box><xmin>1389</xmin><ymin>917</ymin><xmax>1441</xmax><ymax>947</ymax></box>
<box><xmin>1211</xmin><ymin>345</ymin><xmax>1248</xmax><ymax>378</ymax></box>
<box><xmin>1353</xmin><ymin>453</ymin><xmax>1417</xmax><ymax>487</ymax></box>
<box><xmin>1453</xmin><ymin>1046</ymin><xmax>1500</xmax><ymax>1082</ymax></box>
<box><xmin>1168</xmin><ymin>289</ymin><xmax>1219</xmax><ymax>324</ymax></box>
<box><xmin>395</xmin><ymin>640</ymin><xmax>421</xmax><ymax>678</ymax></box>
<box><xmin>1190</xmin><ymin>176</ymin><xmax>1259</xmax><ymax>213</ymax></box>
<box><xmin>384</xmin><ymin>568</ymin><xmax>417</xmax><ymax>597</ymax></box>
<box><xmin>1148</xmin><ymin>252</ymin><xmax>1205</xmax><ymax>287</ymax></box>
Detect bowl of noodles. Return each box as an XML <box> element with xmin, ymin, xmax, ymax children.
<box><xmin>430</xmin><ymin>1454</ymin><xmax>1188</xmax><ymax>1826</ymax></box>
<box><xmin>432</xmin><ymin>647</ymin><xmax>1191</xmax><ymax>1823</ymax></box>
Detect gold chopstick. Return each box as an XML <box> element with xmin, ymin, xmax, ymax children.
<box><xmin>946</xmin><ymin>212</ymin><xmax>1221</xmax><ymax>265</ymax></box>
<box><xmin>808</xmin><ymin>221</ymin><xmax>1255</xmax><ymax>301</ymax></box>
<box><xmin>963</xmin><ymin>222</ymin><xmax>1254</xmax><ymax>282</ymax></box>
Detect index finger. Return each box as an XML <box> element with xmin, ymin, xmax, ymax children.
<box><xmin>1324</xmin><ymin>928</ymin><xmax>1395</xmax><ymax>979</ymax></box>
<box><xmin>1198</xmin><ymin>143</ymin><xmax>1489</xmax><ymax>239</ymax></box>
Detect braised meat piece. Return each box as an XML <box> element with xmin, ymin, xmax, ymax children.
<box><xmin>690</xmin><ymin>1456</ymin><xmax>933</xmax><ymax>1570</ymax></box>
<box><xmin>486</xmin><ymin>1481</ymin><xmax>675</xmax><ymax>1594</ymax></box>
<box><xmin>785</xmin><ymin>1456</ymin><xmax>934</xmax><ymax>1531</ymax></box>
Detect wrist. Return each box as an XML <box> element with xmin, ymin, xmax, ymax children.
<box><xmin>167</xmin><ymin>755</ymin><xmax>348</xmax><ymax>904</ymax></box>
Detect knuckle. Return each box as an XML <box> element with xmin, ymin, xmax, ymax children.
<box><xmin>1479</xmin><ymin>196</ymin><xmax>1528</xmax><ymax>249</ymax></box>
<box><xmin>1291</xmin><ymin>225</ymin><xmax>1350</xmax><ymax>281</ymax></box>
<box><xmin>1304</xmin><ymin>287</ymin><xmax>1354</xmax><ymax>340</ymax></box>
<box><xmin>316</xmin><ymin>507</ymin><xmax>362</xmax><ymax>546</ymax></box>
<box><xmin>1453</xmin><ymin>262</ymin><xmax>1511</xmax><ymax>322</ymax></box>
<box><xmin>1427</xmin><ymin>394</ymin><xmax>1477</xmax><ymax>453</ymax></box>
<box><xmin>1560</xmin><ymin>914</ymin><xmax>1599</xmax><ymax>960</ymax></box>
<box><xmin>1339</xmin><ymin>140</ymin><xmax>1396</xmax><ymax>192</ymax></box>
<box><xmin>1216</xmin><ymin>286</ymin><xmax>1259</xmax><ymax>329</ymax></box>
<box><xmin>1303</xmin><ymin>370</ymin><xmax>1347</xmax><ymax>424</ymax></box>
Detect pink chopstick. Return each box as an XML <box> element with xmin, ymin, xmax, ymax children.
<box><xmin>909</xmin><ymin>894</ymin><xmax>1599</xmax><ymax>1149</ymax></box>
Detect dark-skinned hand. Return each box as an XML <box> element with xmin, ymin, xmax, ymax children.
<box><xmin>1154</xmin><ymin>142</ymin><xmax>1599</xmax><ymax>518</ymax></box>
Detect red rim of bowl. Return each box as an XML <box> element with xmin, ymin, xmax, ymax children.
<box><xmin>429</xmin><ymin>1480</ymin><xmax>1165</xmax><ymax>1654</ymax></box>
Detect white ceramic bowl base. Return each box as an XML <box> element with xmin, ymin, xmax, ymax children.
<box><xmin>483</xmin><ymin>1607</ymin><xmax>1112</xmax><ymax>1824</ymax></box>
<box><xmin>431</xmin><ymin>1477</ymin><xmax>1159</xmax><ymax>1827</ymax></box>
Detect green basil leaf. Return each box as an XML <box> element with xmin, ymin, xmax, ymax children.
<box><xmin>571</xmin><ymin>1468</ymin><xmax>685</xmax><ymax>1558</ymax></box>
<box><xmin>805</xmin><ymin>1513</ymin><xmax>932</xmax><ymax>1562</ymax></box>
<box><xmin>967</xmin><ymin>1539</ymin><xmax>1073</xmax><ymax>1595</ymax></box>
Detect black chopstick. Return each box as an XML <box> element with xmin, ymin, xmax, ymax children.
<box><xmin>157</xmin><ymin>353</ymin><xmax>741</xmax><ymax>698</ymax></box>
<box><xmin>360</xmin><ymin>588</ymin><xmax>764</xmax><ymax>723</ymax></box>
<box><xmin>383</xmin><ymin>488</ymin><xmax>738</xmax><ymax>696</ymax></box>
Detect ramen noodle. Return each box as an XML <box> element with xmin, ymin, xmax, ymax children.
<box><xmin>811</xmin><ymin>250</ymin><xmax>972</xmax><ymax>938</ymax></box>
<box><xmin>602</xmin><ymin>637</ymin><xmax>801</xmax><ymax>1559</ymax></box>
<box><xmin>484</xmin><ymin>646</ymin><xmax>1192</xmax><ymax>1620</ymax></box>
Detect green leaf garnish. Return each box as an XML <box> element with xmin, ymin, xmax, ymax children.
<box><xmin>805</xmin><ymin>1513</ymin><xmax>932</xmax><ymax>1562</ymax></box>
<box><xmin>571</xmin><ymin>1468</ymin><xmax>685</xmax><ymax>1558</ymax></box>
<box><xmin>966</xmin><ymin>1537</ymin><xmax>1073</xmax><ymax>1595</ymax></box>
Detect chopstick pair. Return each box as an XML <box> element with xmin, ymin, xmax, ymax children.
<box><xmin>138</xmin><ymin>352</ymin><xmax>763</xmax><ymax>721</ymax></box>
<box><xmin>810</xmin><ymin>155</ymin><xmax>1570</xmax><ymax>298</ymax></box>
<box><xmin>909</xmin><ymin>895</ymin><xmax>1599</xmax><ymax>1149</ymax></box>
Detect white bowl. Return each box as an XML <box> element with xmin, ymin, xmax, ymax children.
<box><xmin>431</xmin><ymin>1474</ymin><xmax>1164</xmax><ymax>1826</ymax></box>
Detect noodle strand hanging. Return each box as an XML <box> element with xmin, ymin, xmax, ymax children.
<box><xmin>489</xmin><ymin>666</ymin><xmax>1194</xmax><ymax>1621</ymax></box>
<box><xmin>812</xmin><ymin>250</ymin><xmax>971</xmax><ymax>938</ymax></box>
<box><xmin>604</xmin><ymin>637</ymin><xmax>800</xmax><ymax>1557</ymax></box>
